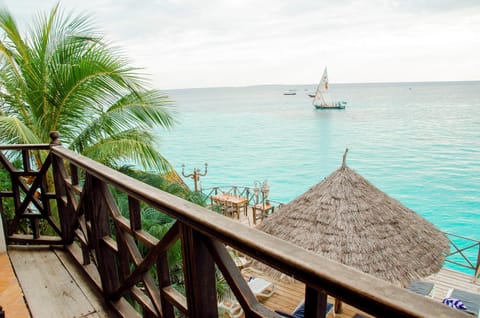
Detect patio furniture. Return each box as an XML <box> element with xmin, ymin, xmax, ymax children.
<box><xmin>445</xmin><ymin>288</ymin><xmax>480</xmax><ymax>317</ymax></box>
<box><xmin>247</xmin><ymin>277</ymin><xmax>275</xmax><ymax>300</ymax></box>
<box><xmin>218</xmin><ymin>299</ymin><xmax>243</xmax><ymax>318</ymax></box>
<box><xmin>406</xmin><ymin>280</ymin><xmax>435</xmax><ymax>298</ymax></box>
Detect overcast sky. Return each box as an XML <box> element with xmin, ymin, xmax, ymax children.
<box><xmin>1</xmin><ymin>0</ymin><xmax>479</xmax><ymax>89</ymax></box>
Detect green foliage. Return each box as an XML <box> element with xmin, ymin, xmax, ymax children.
<box><xmin>0</xmin><ymin>4</ymin><xmax>176</xmax><ymax>172</ymax></box>
<box><xmin>117</xmin><ymin>165</ymin><xmax>206</xmax><ymax>206</ymax></box>
<box><xmin>0</xmin><ymin>165</ymin><xmax>13</xmax><ymax>219</ymax></box>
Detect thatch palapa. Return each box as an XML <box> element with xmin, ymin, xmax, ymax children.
<box><xmin>256</xmin><ymin>149</ymin><xmax>449</xmax><ymax>286</ymax></box>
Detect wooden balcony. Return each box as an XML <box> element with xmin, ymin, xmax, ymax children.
<box><xmin>0</xmin><ymin>132</ymin><xmax>473</xmax><ymax>317</ymax></box>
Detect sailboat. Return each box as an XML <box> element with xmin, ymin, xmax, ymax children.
<box><xmin>312</xmin><ymin>67</ymin><xmax>346</xmax><ymax>109</ymax></box>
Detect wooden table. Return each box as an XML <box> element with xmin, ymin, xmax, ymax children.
<box><xmin>211</xmin><ymin>193</ymin><xmax>248</xmax><ymax>219</ymax></box>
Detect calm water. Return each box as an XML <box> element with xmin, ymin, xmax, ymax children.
<box><xmin>160</xmin><ymin>81</ymin><xmax>480</xmax><ymax>271</ymax></box>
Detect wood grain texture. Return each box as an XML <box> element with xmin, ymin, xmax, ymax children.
<box><xmin>9</xmin><ymin>246</ymin><xmax>98</xmax><ymax>318</ymax></box>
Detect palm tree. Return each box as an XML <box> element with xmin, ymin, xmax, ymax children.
<box><xmin>0</xmin><ymin>4</ymin><xmax>175</xmax><ymax>172</ymax></box>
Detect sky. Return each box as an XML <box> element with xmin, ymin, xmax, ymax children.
<box><xmin>1</xmin><ymin>0</ymin><xmax>479</xmax><ymax>89</ymax></box>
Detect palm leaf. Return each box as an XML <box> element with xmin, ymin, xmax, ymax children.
<box><xmin>0</xmin><ymin>4</ymin><xmax>176</xmax><ymax>174</ymax></box>
<box><xmin>0</xmin><ymin>116</ymin><xmax>41</xmax><ymax>144</ymax></box>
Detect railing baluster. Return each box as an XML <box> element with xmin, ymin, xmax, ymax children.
<box><xmin>180</xmin><ymin>224</ymin><xmax>218</xmax><ymax>317</ymax></box>
<box><xmin>474</xmin><ymin>243</ymin><xmax>480</xmax><ymax>283</ymax></box>
<box><xmin>129</xmin><ymin>196</ymin><xmax>142</xmax><ymax>231</ymax></box>
<box><xmin>21</xmin><ymin>149</ymin><xmax>30</xmax><ymax>172</ymax></box>
<box><xmin>86</xmin><ymin>174</ymin><xmax>120</xmax><ymax>298</ymax></box>
<box><xmin>51</xmin><ymin>150</ymin><xmax>75</xmax><ymax>244</ymax></box>
<box><xmin>304</xmin><ymin>285</ymin><xmax>328</xmax><ymax>318</ymax></box>
<box><xmin>158</xmin><ymin>253</ymin><xmax>175</xmax><ymax>318</ymax></box>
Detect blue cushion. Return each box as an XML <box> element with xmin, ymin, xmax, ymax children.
<box><xmin>449</xmin><ymin>289</ymin><xmax>480</xmax><ymax>316</ymax></box>
<box><xmin>407</xmin><ymin>281</ymin><xmax>434</xmax><ymax>296</ymax></box>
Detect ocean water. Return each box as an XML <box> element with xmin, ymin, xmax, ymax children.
<box><xmin>160</xmin><ymin>81</ymin><xmax>480</xmax><ymax>271</ymax></box>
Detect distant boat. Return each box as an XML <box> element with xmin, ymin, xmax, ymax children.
<box><xmin>283</xmin><ymin>89</ymin><xmax>296</xmax><ymax>95</ymax></box>
<box><xmin>312</xmin><ymin>67</ymin><xmax>346</xmax><ymax>109</ymax></box>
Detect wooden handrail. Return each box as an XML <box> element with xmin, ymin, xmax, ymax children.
<box><xmin>0</xmin><ymin>138</ymin><xmax>469</xmax><ymax>318</ymax></box>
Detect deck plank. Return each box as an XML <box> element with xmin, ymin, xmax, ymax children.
<box><xmin>53</xmin><ymin>247</ymin><xmax>118</xmax><ymax>318</ymax></box>
<box><xmin>8</xmin><ymin>245</ymin><xmax>108</xmax><ymax>318</ymax></box>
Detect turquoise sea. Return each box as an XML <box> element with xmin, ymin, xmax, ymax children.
<box><xmin>160</xmin><ymin>81</ymin><xmax>480</xmax><ymax>272</ymax></box>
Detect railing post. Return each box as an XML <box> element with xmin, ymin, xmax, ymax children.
<box><xmin>84</xmin><ymin>174</ymin><xmax>120</xmax><ymax>298</ymax></box>
<box><xmin>304</xmin><ymin>285</ymin><xmax>329</xmax><ymax>317</ymax></box>
<box><xmin>157</xmin><ymin>253</ymin><xmax>175</xmax><ymax>318</ymax></box>
<box><xmin>474</xmin><ymin>243</ymin><xmax>480</xmax><ymax>283</ymax></box>
<box><xmin>50</xmin><ymin>132</ymin><xmax>75</xmax><ymax>244</ymax></box>
<box><xmin>180</xmin><ymin>224</ymin><xmax>218</xmax><ymax>317</ymax></box>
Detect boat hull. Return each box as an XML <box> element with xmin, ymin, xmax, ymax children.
<box><xmin>313</xmin><ymin>101</ymin><xmax>347</xmax><ymax>109</ymax></box>
<box><xmin>314</xmin><ymin>105</ymin><xmax>346</xmax><ymax>109</ymax></box>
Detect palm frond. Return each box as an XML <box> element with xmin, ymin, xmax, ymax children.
<box><xmin>0</xmin><ymin>4</ymin><xmax>176</xmax><ymax>177</ymax></box>
<box><xmin>0</xmin><ymin>116</ymin><xmax>42</xmax><ymax>144</ymax></box>
<box><xmin>80</xmin><ymin>130</ymin><xmax>171</xmax><ymax>172</ymax></box>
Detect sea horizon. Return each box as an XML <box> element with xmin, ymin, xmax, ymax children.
<box><xmin>164</xmin><ymin>79</ymin><xmax>480</xmax><ymax>92</ymax></box>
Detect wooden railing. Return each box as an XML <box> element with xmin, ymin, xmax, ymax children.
<box><xmin>445</xmin><ymin>233</ymin><xmax>480</xmax><ymax>282</ymax></box>
<box><xmin>0</xmin><ymin>132</ymin><xmax>468</xmax><ymax>318</ymax></box>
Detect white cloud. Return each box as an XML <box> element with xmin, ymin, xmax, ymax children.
<box><xmin>1</xmin><ymin>0</ymin><xmax>479</xmax><ymax>88</ymax></box>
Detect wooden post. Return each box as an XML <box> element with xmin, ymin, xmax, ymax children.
<box><xmin>180</xmin><ymin>224</ymin><xmax>218</xmax><ymax>317</ymax></box>
<box><xmin>85</xmin><ymin>174</ymin><xmax>120</xmax><ymax>298</ymax></box>
<box><xmin>473</xmin><ymin>243</ymin><xmax>480</xmax><ymax>283</ymax></box>
<box><xmin>304</xmin><ymin>285</ymin><xmax>329</xmax><ymax>317</ymax></box>
<box><xmin>158</xmin><ymin>253</ymin><xmax>175</xmax><ymax>318</ymax></box>
<box><xmin>50</xmin><ymin>132</ymin><xmax>75</xmax><ymax>244</ymax></box>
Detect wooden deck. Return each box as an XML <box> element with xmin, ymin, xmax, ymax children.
<box><xmin>6</xmin><ymin>246</ymin><xmax>117</xmax><ymax>318</ymax></box>
<box><xmin>3</xmin><ymin>204</ymin><xmax>479</xmax><ymax>317</ymax></box>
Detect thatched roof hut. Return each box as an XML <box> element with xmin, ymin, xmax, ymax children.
<box><xmin>256</xmin><ymin>150</ymin><xmax>449</xmax><ymax>286</ymax></box>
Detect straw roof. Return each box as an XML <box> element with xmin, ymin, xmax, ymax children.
<box><xmin>256</xmin><ymin>150</ymin><xmax>449</xmax><ymax>286</ymax></box>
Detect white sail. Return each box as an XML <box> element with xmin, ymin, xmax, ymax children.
<box><xmin>312</xmin><ymin>67</ymin><xmax>346</xmax><ymax>109</ymax></box>
<box><xmin>313</xmin><ymin>67</ymin><xmax>333</xmax><ymax>107</ymax></box>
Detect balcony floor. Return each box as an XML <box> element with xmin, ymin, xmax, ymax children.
<box><xmin>7</xmin><ymin>245</ymin><xmax>117</xmax><ymax>318</ymax></box>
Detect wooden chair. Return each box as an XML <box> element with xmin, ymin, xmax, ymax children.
<box><xmin>444</xmin><ymin>288</ymin><xmax>480</xmax><ymax>317</ymax></box>
<box><xmin>252</xmin><ymin>202</ymin><xmax>274</xmax><ymax>225</ymax></box>
<box><xmin>218</xmin><ymin>299</ymin><xmax>243</xmax><ymax>318</ymax></box>
<box><xmin>247</xmin><ymin>277</ymin><xmax>275</xmax><ymax>300</ymax></box>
